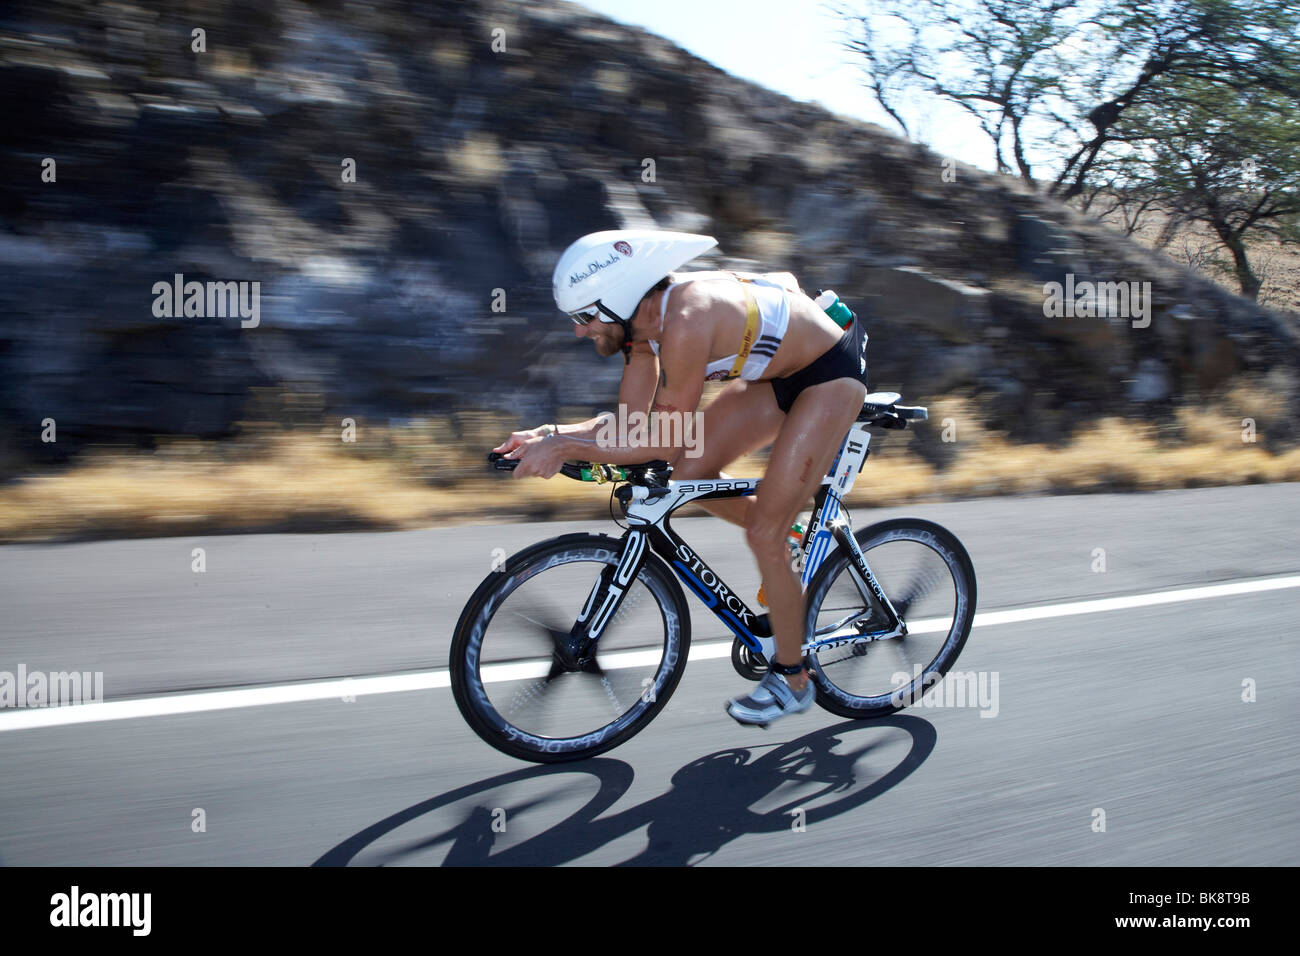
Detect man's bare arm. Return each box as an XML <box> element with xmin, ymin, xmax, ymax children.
<box><xmin>618</xmin><ymin>340</ymin><xmax>659</xmax><ymax>418</ymax></box>
<box><xmin>552</xmin><ymin>294</ymin><xmax>708</xmax><ymax>463</ymax></box>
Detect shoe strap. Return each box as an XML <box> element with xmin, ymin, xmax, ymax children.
<box><xmin>769</xmin><ymin>658</ymin><xmax>806</xmax><ymax>676</ymax></box>
<box><xmin>760</xmin><ymin>672</ymin><xmax>795</xmax><ymax>709</ymax></box>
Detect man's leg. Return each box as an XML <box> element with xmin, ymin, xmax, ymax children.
<box><xmin>742</xmin><ymin>377</ymin><xmax>868</xmax><ymax>691</ymax></box>
<box><xmin>670</xmin><ymin>380</ymin><xmax>785</xmax><ymax>528</ymax></box>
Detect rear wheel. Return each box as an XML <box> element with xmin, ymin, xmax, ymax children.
<box><xmin>450</xmin><ymin>534</ymin><xmax>691</xmax><ymax>762</ymax></box>
<box><xmin>802</xmin><ymin>518</ymin><xmax>976</xmax><ymax>718</ymax></box>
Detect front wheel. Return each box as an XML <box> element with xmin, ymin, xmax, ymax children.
<box><xmin>803</xmin><ymin>518</ymin><xmax>977</xmax><ymax>718</ymax></box>
<box><xmin>450</xmin><ymin>533</ymin><xmax>692</xmax><ymax>763</ymax></box>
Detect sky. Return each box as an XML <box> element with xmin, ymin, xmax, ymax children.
<box><xmin>570</xmin><ymin>0</ymin><xmax>997</xmax><ymax>171</ymax></box>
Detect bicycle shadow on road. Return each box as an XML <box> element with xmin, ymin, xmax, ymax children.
<box><xmin>312</xmin><ymin>714</ymin><xmax>936</xmax><ymax>866</ymax></box>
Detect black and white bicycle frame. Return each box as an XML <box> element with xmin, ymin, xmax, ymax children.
<box><xmin>575</xmin><ymin>419</ymin><xmax>906</xmax><ymax>664</ymax></box>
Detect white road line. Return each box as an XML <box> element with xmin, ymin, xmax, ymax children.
<box><xmin>3</xmin><ymin>573</ymin><xmax>1297</xmax><ymax>732</ymax></box>
<box><xmin>970</xmin><ymin>574</ymin><xmax>1300</xmax><ymax>628</ymax></box>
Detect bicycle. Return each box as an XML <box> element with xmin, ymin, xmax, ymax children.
<box><xmin>451</xmin><ymin>392</ymin><xmax>977</xmax><ymax>763</ymax></box>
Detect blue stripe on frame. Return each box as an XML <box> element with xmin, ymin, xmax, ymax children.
<box><xmin>673</xmin><ymin>561</ymin><xmax>759</xmax><ymax>649</ymax></box>
<box><xmin>673</xmin><ymin>561</ymin><xmax>717</xmax><ymax>608</ymax></box>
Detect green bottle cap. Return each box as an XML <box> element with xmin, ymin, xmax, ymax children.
<box><xmin>827</xmin><ymin>299</ymin><xmax>854</xmax><ymax>328</ymax></box>
<box><xmin>815</xmin><ymin>290</ymin><xmax>855</xmax><ymax>328</ymax></box>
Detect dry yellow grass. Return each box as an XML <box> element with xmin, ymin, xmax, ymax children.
<box><xmin>1</xmin><ymin>394</ymin><xmax>1297</xmax><ymax>543</ymax></box>
<box><xmin>852</xmin><ymin>395</ymin><xmax>1300</xmax><ymax>502</ymax></box>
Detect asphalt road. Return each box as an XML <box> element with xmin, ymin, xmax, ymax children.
<box><xmin>1</xmin><ymin>483</ymin><xmax>1297</xmax><ymax>865</ymax></box>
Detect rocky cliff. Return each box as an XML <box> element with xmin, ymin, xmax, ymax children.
<box><xmin>2</xmin><ymin>0</ymin><xmax>1297</xmax><ymax>472</ymax></box>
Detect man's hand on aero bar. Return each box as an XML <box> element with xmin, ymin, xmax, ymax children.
<box><xmin>503</xmin><ymin>431</ymin><xmax>569</xmax><ymax>479</ymax></box>
<box><xmin>491</xmin><ymin>425</ymin><xmax>550</xmax><ymax>457</ymax></box>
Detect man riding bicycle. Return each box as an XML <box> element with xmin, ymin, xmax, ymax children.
<box><xmin>494</xmin><ymin>229</ymin><xmax>870</xmax><ymax>726</ymax></box>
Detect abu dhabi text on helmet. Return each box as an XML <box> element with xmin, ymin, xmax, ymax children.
<box><xmin>553</xmin><ymin>229</ymin><xmax>717</xmax><ymax>323</ymax></box>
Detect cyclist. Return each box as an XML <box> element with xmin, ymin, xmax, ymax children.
<box><xmin>493</xmin><ymin>229</ymin><xmax>869</xmax><ymax>727</ymax></box>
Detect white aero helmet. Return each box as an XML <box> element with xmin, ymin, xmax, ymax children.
<box><xmin>553</xmin><ymin>229</ymin><xmax>717</xmax><ymax>325</ymax></box>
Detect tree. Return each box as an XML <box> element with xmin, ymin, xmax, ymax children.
<box><xmin>1109</xmin><ymin>77</ymin><xmax>1300</xmax><ymax>298</ymax></box>
<box><xmin>841</xmin><ymin>0</ymin><xmax>1089</xmax><ymax>183</ymax></box>
<box><xmin>841</xmin><ymin>0</ymin><xmax>1300</xmax><ymax>198</ymax></box>
<box><xmin>841</xmin><ymin>0</ymin><xmax>1300</xmax><ymax>299</ymax></box>
<box><xmin>1050</xmin><ymin>0</ymin><xmax>1300</xmax><ymax>202</ymax></box>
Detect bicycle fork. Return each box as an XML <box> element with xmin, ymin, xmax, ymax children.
<box><xmin>823</xmin><ymin>516</ymin><xmax>907</xmax><ymax>642</ymax></box>
<box><xmin>564</xmin><ymin>529</ymin><xmax>648</xmax><ymax>664</ymax></box>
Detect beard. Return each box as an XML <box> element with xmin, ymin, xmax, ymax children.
<box><xmin>592</xmin><ymin>324</ymin><xmax>626</xmax><ymax>358</ymax></box>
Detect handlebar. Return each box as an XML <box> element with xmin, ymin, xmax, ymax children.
<box><xmin>857</xmin><ymin>401</ymin><xmax>928</xmax><ymax>429</ymax></box>
<box><xmin>488</xmin><ymin>452</ymin><xmax>671</xmax><ymax>485</ymax></box>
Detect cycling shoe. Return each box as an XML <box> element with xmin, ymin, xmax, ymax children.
<box><xmin>726</xmin><ymin>667</ymin><xmax>816</xmax><ymax>727</ymax></box>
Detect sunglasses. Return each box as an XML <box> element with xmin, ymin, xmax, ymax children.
<box><xmin>569</xmin><ymin>304</ymin><xmax>609</xmax><ymax>326</ymax></box>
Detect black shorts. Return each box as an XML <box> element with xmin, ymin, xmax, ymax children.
<box><xmin>770</xmin><ymin>320</ymin><xmax>869</xmax><ymax>414</ymax></box>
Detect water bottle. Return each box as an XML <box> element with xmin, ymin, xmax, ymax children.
<box><xmin>757</xmin><ymin>521</ymin><xmax>809</xmax><ymax>606</ymax></box>
<box><xmin>787</xmin><ymin>522</ymin><xmax>806</xmax><ymax>572</ymax></box>
<box><xmin>787</xmin><ymin>522</ymin><xmax>805</xmax><ymax>553</ymax></box>
<box><xmin>815</xmin><ymin>290</ymin><xmax>855</xmax><ymax>329</ymax></box>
